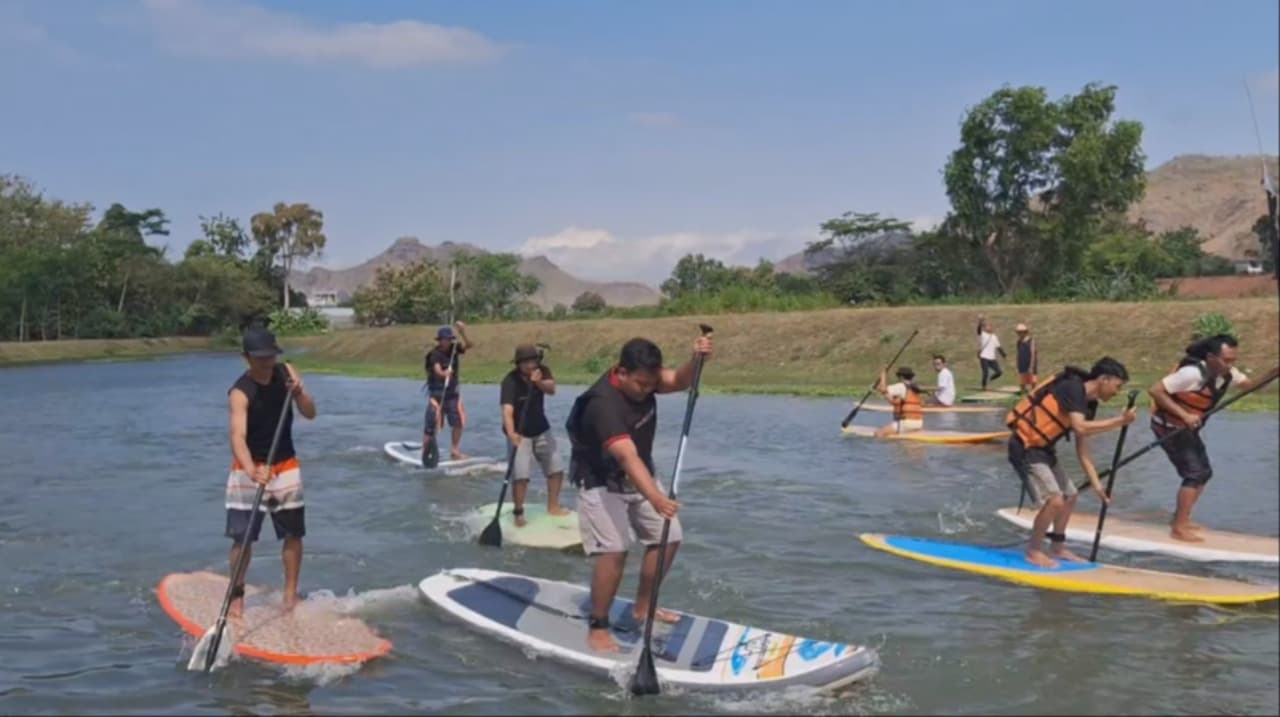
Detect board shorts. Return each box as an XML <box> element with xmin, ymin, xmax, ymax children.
<box><xmin>892</xmin><ymin>418</ymin><xmax>924</xmax><ymax>433</ymax></box>
<box><xmin>424</xmin><ymin>393</ymin><xmax>465</xmax><ymax>435</ymax></box>
<box><xmin>577</xmin><ymin>483</ymin><xmax>682</xmax><ymax>556</ymax></box>
<box><xmin>513</xmin><ymin>430</ymin><xmax>564</xmax><ymax>482</ymax></box>
<box><xmin>1022</xmin><ymin>454</ymin><xmax>1077</xmax><ymax>507</ymax></box>
<box><xmin>1152</xmin><ymin>420</ymin><xmax>1212</xmax><ymax>487</ymax></box>
<box><xmin>225</xmin><ymin>456</ymin><xmax>305</xmax><ymax>542</ymax></box>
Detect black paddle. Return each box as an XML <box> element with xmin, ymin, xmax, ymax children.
<box><xmin>190</xmin><ymin>364</ymin><xmax>295</xmax><ymax>672</ymax></box>
<box><xmin>477</xmin><ymin>344</ymin><xmax>547</xmax><ymax>549</ymax></box>
<box><xmin>1088</xmin><ymin>389</ymin><xmax>1140</xmax><ymax>562</ymax></box>
<box><xmin>840</xmin><ymin>329</ymin><xmax>919</xmax><ymax>428</ymax></box>
<box><xmin>629</xmin><ymin>323</ymin><xmax>713</xmax><ymax>697</ymax></box>
<box><xmin>424</xmin><ymin>265</ymin><xmax>460</xmax><ymax>469</ymax></box>
<box><xmin>1074</xmin><ymin>370</ymin><xmax>1279</xmax><ymax>491</ymax></box>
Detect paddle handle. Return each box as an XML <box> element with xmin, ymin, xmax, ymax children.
<box><xmin>841</xmin><ymin>329</ymin><xmax>918</xmax><ymax>428</ymax></box>
<box><xmin>1089</xmin><ymin>390</ymin><xmax>1139</xmax><ymax>562</ymax></box>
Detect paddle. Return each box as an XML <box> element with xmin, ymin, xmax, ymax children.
<box><xmin>424</xmin><ymin>265</ymin><xmax>459</xmax><ymax>469</ymax></box>
<box><xmin>630</xmin><ymin>323</ymin><xmax>713</xmax><ymax>697</ymax></box>
<box><xmin>1088</xmin><ymin>389</ymin><xmax>1140</xmax><ymax>562</ymax></box>
<box><xmin>477</xmin><ymin>344</ymin><xmax>547</xmax><ymax>549</ymax></box>
<box><xmin>1074</xmin><ymin>370</ymin><xmax>1279</xmax><ymax>492</ymax></box>
<box><xmin>840</xmin><ymin>329</ymin><xmax>919</xmax><ymax>428</ymax></box>
<box><xmin>190</xmin><ymin>364</ymin><xmax>295</xmax><ymax>673</ymax></box>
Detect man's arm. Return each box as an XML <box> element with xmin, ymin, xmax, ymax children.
<box><xmin>657</xmin><ymin>335</ymin><xmax>714</xmax><ymax>394</ymax></box>
<box><xmin>431</xmin><ymin>355</ymin><xmax>451</xmax><ymax>380</ymax></box>
<box><xmin>1071</xmin><ymin>427</ymin><xmax>1108</xmax><ymax>503</ymax></box>
<box><xmin>606</xmin><ymin>437</ymin><xmax>677</xmax><ymax>518</ymax></box>
<box><xmin>454</xmin><ymin>321</ymin><xmax>473</xmax><ymax>350</ymax></box>
<box><xmin>501</xmin><ymin>403</ymin><xmax>518</xmax><ymax>443</ymax></box>
<box><xmin>1233</xmin><ymin>365</ymin><xmax>1280</xmax><ymax>393</ymax></box>
<box><xmin>228</xmin><ymin>389</ymin><xmax>258</xmax><ymax>472</ymax></box>
<box><xmin>1148</xmin><ymin>375</ymin><xmax>1200</xmax><ymax>428</ymax></box>
<box><xmin>1068</xmin><ymin>406</ymin><xmax>1134</xmax><ymax>437</ymax></box>
<box><xmin>533</xmin><ymin>365</ymin><xmax>556</xmax><ymax>395</ymax></box>
<box><xmin>283</xmin><ymin>363</ymin><xmax>316</xmax><ymax>419</ymax></box>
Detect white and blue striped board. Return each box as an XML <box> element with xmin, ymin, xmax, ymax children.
<box><xmin>417</xmin><ymin>568</ymin><xmax>880</xmax><ymax>692</ymax></box>
<box><xmin>383</xmin><ymin>441</ymin><xmax>504</xmax><ymax>475</ymax></box>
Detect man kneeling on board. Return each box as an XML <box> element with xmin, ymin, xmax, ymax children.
<box><xmin>500</xmin><ymin>344</ymin><xmax>570</xmax><ymax>526</ymax></box>
<box><xmin>1148</xmin><ymin>334</ymin><xmax>1279</xmax><ymax>542</ymax></box>
<box><xmin>874</xmin><ymin>366</ymin><xmax>925</xmax><ymax>437</ymax></box>
<box><xmin>924</xmin><ymin>354</ymin><xmax>956</xmax><ymax>407</ymax></box>
<box><xmin>565</xmin><ymin>334</ymin><xmax>713</xmax><ymax>652</ymax></box>
<box><xmin>225</xmin><ymin>326</ymin><xmax>317</xmax><ymax>617</ymax></box>
<box><xmin>1006</xmin><ymin>358</ymin><xmax>1136</xmax><ymax>568</ymax></box>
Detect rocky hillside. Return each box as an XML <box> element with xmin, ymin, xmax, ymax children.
<box><xmin>290</xmin><ymin>238</ymin><xmax>661</xmax><ymax>309</ymax></box>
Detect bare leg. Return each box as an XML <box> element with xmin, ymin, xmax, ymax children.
<box><xmin>450</xmin><ymin>423</ymin><xmax>466</xmax><ymax>460</ymax></box>
<box><xmin>1171</xmin><ymin>485</ymin><xmax>1206</xmax><ymax>542</ymax></box>
<box><xmin>1049</xmin><ymin>494</ymin><xmax>1086</xmax><ymax>562</ymax></box>
<box><xmin>512</xmin><ymin>479</ymin><xmax>529</xmax><ymax>527</ymax></box>
<box><xmin>633</xmin><ymin>542</ymin><xmax>682</xmax><ymax>624</ymax></box>
<box><xmin>228</xmin><ymin>542</ymin><xmax>253</xmax><ymax>618</ymax></box>
<box><xmin>588</xmin><ymin>552</ymin><xmax>626</xmax><ymax>652</ymax></box>
<box><xmin>874</xmin><ymin>422</ymin><xmax>896</xmax><ymax>438</ymax></box>
<box><xmin>547</xmin><ymin>472</ymin><xmax>570</xmax><ymax>515</ymax></box>
<box><xmin>281</xmin><ymin>537</ymin><xmax>302</xmax><ymax>610</ymax></box>
<box><xmin>1026</xmin><ymin>497</ymin><xmax>1061</xmax><ymax>568</ymax></box>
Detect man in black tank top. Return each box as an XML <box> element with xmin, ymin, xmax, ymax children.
<box><xmin>224</xmin><ymin>326</ymin><xmax>317</xmax><ymax>617</ymax></box>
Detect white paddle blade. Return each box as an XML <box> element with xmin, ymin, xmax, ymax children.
<box><xmin>186</xmin><ymin>622</ymin><xmax>235</xmax><ymax>671</ymax></box>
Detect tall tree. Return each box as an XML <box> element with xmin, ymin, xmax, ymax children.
<box><xmin>199</xmin><ymin>212</ymin><xmax>250</xmax><ymax>258</ymax></box>
<box><xmin>251</xmin><ymin>202</ymin><xmax>327</xmax><ymax>310</ymax></box>
<box><xmin>804</xmin><ymin>212</ymin><xmax>915</xmax><ymax>303</ymax></box>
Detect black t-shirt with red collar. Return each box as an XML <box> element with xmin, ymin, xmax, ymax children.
<box><xmin>565</xmin><ymin>368</ymin><xmax>657</xmax><ymax>492</ymax></box>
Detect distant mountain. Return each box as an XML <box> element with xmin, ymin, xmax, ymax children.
<box><xmin>290</xmin><ymin>237</ymin><xmax>661</xmax><ymax>309</ymax></box>
<box><xmin>774</xmin><ymin>153</ymin><xmax>1280</xmax><ymax>273</ymax></box>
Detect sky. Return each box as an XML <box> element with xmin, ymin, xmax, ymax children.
<box><xmin>2</xmin><ymin>0</ymin><xmax>1277</xmax><ymax>286</ymax></box>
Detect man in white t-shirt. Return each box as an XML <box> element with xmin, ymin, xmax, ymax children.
<box><xmin>1149</xmin><ymin>334</ymin><xmax>1279</xmax><ymax>542</ymax></box>
<box><xmin>976</xmin><ymin>315</ymin><xmax>1006</xmax><ymax>388</ymax></box>
<box><xmin>926</xmin><ymin>354</ymin><xmax>956</xmax><ymax>406</ymax></box>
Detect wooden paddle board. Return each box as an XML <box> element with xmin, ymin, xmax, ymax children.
<box><xmin>472</xmin><ymin>502</ymin><xmax>582</xmax><ymax>551</ymax></box>
<box><xmin>156</xmin><ymin>571</ymin><xmax>392</xmax><ymax>666</ymax></box>
<box><xmin>841</xmin><ymin>425</ymin><xmax>1007</xmax><ymax>445</ymax></box>
<box><xmin>858</xmin><ymin>401</ymin><xmax>1002</xmax><ymax>414</ymax></box>
<box><xmin>859</xmin><ymin>534</ymin><xmax>1279</xmax><ymax>605</ymax></box>
<box><xmin>418</xmin><ymin>568</ymin><xmax>880</xmax><ymax>692</ymax></box>
<box><xmin>995</xmin><ymin>506</ymin><xmax>1279</xmax><ymax>565</ymax></box>
<box><xmin>959</xmin><ymin>390</ymin><xmax>1016</xmax><ymax>403</ymax></box>
<box><xmin>384</xmin><ymin>441</ymin><xmax>504</xmax><ymax>474</ymax></box>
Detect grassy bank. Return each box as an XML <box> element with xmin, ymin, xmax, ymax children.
<box><xmin>286</xmin><ymin>297</ymin><xmax>1280</xmax><ymax>412</ymax></box>
<box><xmin>0</xmin><ymin>336</ymin><xmax>216</xmax><ymax>366</ymax></box>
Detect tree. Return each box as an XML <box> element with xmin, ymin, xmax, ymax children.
<box><xmin>351</xmin><ymin>260</ymin><xmax>451</xmax><ymax>327</ymax></box>
<box><xmin>572</xmin><ymin>291</ymin><xmax>607</xmax><ymax>313</ymax></box>
<box><xmin>1254</xmin><ymin>211</ymin><xmax>1278</xmax><ymax>273</ymax></box>
<box><xmin>451</xmin><ymin>252</ymin><xmax>540</xmax><ymax>320</ymax></box>
<box><xmin>661</xmin><ymin>254</ymin><xmax>732</xmax><ymax>299</ymax></box>
<box><xmin>804</xmin><ymin>212</ymin><xmax>916</xmax><ymax>304</ymax></box>
<box><xmin>942</xmin><ymin>83</ymin><xmax>1146</xmax><ymax>293</ymax></box>
<box><xmin>200</xmin><ymin>212</ymin><xmax>250</xmax><ymax>258</ymax></box>
<box><xmin>1155</xmin><ymin>226</ymin><xmax>1207</xmax><ymax>277</ymax></box>
<box><xmin>251</xmin><ymin>202</ymin><xmax>327</xmax><ymax>310</ymax></box>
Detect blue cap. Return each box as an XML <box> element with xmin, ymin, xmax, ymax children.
<box><xmin>437</xmin><ymin>326</ymin><xmax>455</xmax><ymax>339</ymax></box>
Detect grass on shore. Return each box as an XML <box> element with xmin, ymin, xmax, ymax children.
<box><xmin>0</xmin><ymin>336</ymin><xmax>215</xmax><ymax>366</ymax></box>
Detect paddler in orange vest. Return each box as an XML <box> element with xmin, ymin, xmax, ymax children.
<box><xmin>874</xmin><ymin>366</ymin><xmax>926</xmax><ymax>437</ymax></box>
<box><xmin>1148</xmin><ymin>334</ymin><xmax>1279</xmax><ymax>542</ymax></box>
<box><xmin>1005</xmin><ymin>358</ymin><xmax>1136</xmax><ymax>568</ymax></box>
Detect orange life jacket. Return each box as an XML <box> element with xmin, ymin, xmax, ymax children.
<box><xmin>1004</xmin><ymin>368</ymin><xmax>1088</xmax><ymax>449</ymax></box>
<box><xmin>893</xmin><ymin>383</ymin><xmax>924</xmax><ymax>421</ymax></box>
<box><xmin>1151</xmin><ymin>357</ymin><xmax>1230</xmax><ymax>428</ymax></box>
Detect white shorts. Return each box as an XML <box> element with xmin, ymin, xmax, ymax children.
<box><xmin>513</xmin><ymin>431</ymin><xmax>564</xmax><ymax>482</ymax></box>
<box><xmin>892</xmin><ymin>418</ymin><xmax>924</xmax><ymax>433</ymax></box>
<box><xmin>577</xmin><ymin>483</ymin><xmax>682</xmax><ymax>556</ymax></box>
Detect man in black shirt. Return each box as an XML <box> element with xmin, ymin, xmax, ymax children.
<box><xmin>423</xmin><ymin>322</ymin><xmax>473</xmax><ymax>462</ymax></box>
<box><xmin>500</xmin><ymin>344</ymin><xmax>569</xmax><ymax>526</ymax></box>
<box><xmin>565</xmin><ymin>333</ymin><xmax>712</xmax><ymax>653</ymax></box>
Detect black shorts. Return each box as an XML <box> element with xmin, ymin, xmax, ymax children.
<box><xmin>424</xmin><ymin>393</ymin><xmax>464</xmax><ymax>435</ymax></box>
<box><xmin>225</xmin><ymin>507</ymin><xmax>306</xmax><ymax>543</ymax></box>
<box><xmin>1152</xmin><ymin>421</ymin><xmax>1212</xmax><ymax>488</ymax></box>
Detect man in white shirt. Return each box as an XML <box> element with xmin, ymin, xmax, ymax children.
<box><xmin>976</xmin><ymin>315</ymin><xmax>1006</xmax><ymax>388</ymax></box>
<box><xmin>1149</xmin><ymin>334</ymin><xmax>1279</xmax><ymax>542</ymax></box>
<box><xmin>926</xmin><ymin>354</ymin><xmax>956</xmax><ymax>406</ymax></box>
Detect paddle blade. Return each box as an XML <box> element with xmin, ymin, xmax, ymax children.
<box><xmin>422</xmin><ymin>437</ymin><xmax>440</xmax><ymax>469</ymax></box>
<box><xmin>188</xmin><ymin>621</ymin><xmax>234</xmax><ymax>672</ymax></box>
<box><xmin>628</xmin><ymin>646</ymin><xmax>661</xmax><ymax>696</ymax></box>
<box><xmin>477</xmin><ymin>518</ymin><xmax>502</xmax><ymax>548</ymax></box>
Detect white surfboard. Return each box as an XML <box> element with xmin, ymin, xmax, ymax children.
<box><xmin>470</xmin><ymin>502</ymin><xmax>583</xmax><ymax>551</ymax></box>
<box><xmin>995</xmin><ymin>506</ymin><xmax>1279</xmax><ymax>564</ymax></box>
<box><xmin>418</xmin><ymin>568</ymin><xmax>880</xmax><ymax>693</ymax></box>
<box><xmin>383</xmin><ymin>441</ymin><xmax>504</xmax><ymax>475</ymax></box>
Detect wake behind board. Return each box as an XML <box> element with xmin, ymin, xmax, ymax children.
<box><xmin>471</xmin><ymin>502</ymin><xmax>583</xmax><ymax>551</ymax></box>
<box><xmin>995</xmin><ymin>506</ymin><xmax>1279</xmax><ymax>565</ymax></box>
<box><xmin>859</xmin><ymin>401</ymin><xmax>1001</xmax><ymax>414</ymax></box>
<box><xmin>859</xmin><ymin>534</ymin><xmax>1279</xmax><ymax>605</ymax></box>
<box><xmin>841</xmin><ymin>425</ymin><xmax>1007</xmax><ymax>445</ymax></box>
<box><xmin>384</xmin><ymin>441</ymin><xmax>503</xmax><ymax>474</ymax></box>
<box><xmin>156</xmin><ymin>571</ymin><xmax>392</xmax><ymax>665</ymax></box>
<box><xmin>418</xmin><ymin>568</ymin><xmax>879</xmax><ymax>692</ymax></box>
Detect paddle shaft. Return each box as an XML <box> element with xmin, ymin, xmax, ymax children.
<box><xmin>632</xmin><ymin>324</ymin><xmax>712</xmax><ymax>696</ymax></box>
<box><xmin>203</xmin><ymin>364</ymin><xmax>295</xmax><ymax>672</ymax></box>
<box><xmin>1075</xmin><ymin>371</ymin><xmax>1278</xmax><ymax>491</ymax></box>
<box><xmin>437</xmin><ymin>265</ymin><xmax>460</xmax><ymax>430</ymax></box>
<box><xmin>1089</xmin><ymin>390</ymin><xmax>1140</xmax><ymax>562</ymax></box>
<box><xmin>841</xmin><ymin>329</ymin><xmax>919</xmax><ymax>428</ymax></box>
<box><xmin>479</xmin><ymin>368</ymin><xmax>541</xmax><ymax>546</ymax></box>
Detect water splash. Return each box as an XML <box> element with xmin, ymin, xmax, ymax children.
<box><xmin>936</xmin><ymin>498</ymin><xmax>980</xmax><ymax>534</ymax></box>
<box><xmin>302</xmin><ymin>583</ymin><xmax>421</xmax><ymax>617</ymax></box>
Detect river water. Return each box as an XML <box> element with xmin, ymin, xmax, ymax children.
<box><xmin>1</xmin><ymin>354</ymin><xmax>1276</xmax><ymax>715</ymax></box>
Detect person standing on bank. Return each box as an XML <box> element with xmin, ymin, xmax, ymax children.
<box><xmin>424</xmin><ymin>322</ymin><xmax>474</xmax><ymax>463</ymax></box>
<box><xmin>1015</xmin><ymin>323</ymin><xmax>1038</xmax><ymax>395</ymax></box>
<box><xmin>976</xmin><ymin>315</ymin><xmax>1006</xmax><ymax>389</ymax></box>
<box><xmin>500</xmin><ymin>344</ymin><xmax>571</xmax><ymax>527</ymax></box>
<box><xmin>565</xmin><ymin>333</ymin><xmax>713</xmax><ymax>653</ymax></box>
<box><xmin>225</xmin><ymin>326</ymin><xmax>317</xmax><ymax>618</ymax></box>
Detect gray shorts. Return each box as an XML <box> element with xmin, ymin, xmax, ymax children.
<box><xmin>577</xmin><ymin>484</ymin><xmax>682</xmax><ymax>556</ymax></box>
<box><xmin>1025</xmin><ymin>459</ymin><xmax>1077</xmax><ymax>506</ymax></box>
<box><xmin>513</xmin><ymin>431</ymin><xmax>564</xmax><ymax>482</ymax></box>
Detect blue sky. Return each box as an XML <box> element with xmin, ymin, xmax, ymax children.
<box><xmin>2</xmin><ymin>0</ymin><xmax>1277</xmax><ymax>285</ymax></box>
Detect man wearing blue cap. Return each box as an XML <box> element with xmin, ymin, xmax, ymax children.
<box><xmin>424</xmin><ymin>321</ymin><xmax>473</xmax><ymax>464</ymax></box>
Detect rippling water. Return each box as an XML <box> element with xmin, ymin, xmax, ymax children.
<box><xmin>1</xmin><ymin>355</ymin><xmax>1276</xmax><ymax>715</ymax></box>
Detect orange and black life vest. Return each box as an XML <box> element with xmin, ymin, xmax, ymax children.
<box><xmin>1151</xmin><ymin>356</ymin><xmax>1231</xmax><ymax>428</ymax></box>
<box><xmin>893</xmin><ymin>383</ymin><xmax>924</xmax><ymax>421</ymax></box>
<box><xmin>1004</xmin><ymin>367</ymin><xmax>1088</xmax><ymax>449</ymax></box>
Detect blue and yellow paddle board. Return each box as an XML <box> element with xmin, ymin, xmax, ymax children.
<box><xmin>859</xmin><ymin>533</ymin><xmax>1279</xmax><ymax>606</ymax></box>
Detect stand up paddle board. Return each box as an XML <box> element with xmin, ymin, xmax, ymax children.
<box><xmin>995</xmin><ymin>506</ymin><xmax>1280</xmax><ymax>565</ymax></box>
<box><xmin>858</xmin><ymin>401</ymin><xmax>1001</xmax><ymax>414</ymax></box>
<box><xmin>859</xmin><ymin>534</ymin><xmax>1279</xmax><ymax>605</ymax></box>
<box><xmin>841</xmin><ymin>425</ymin><xmax>1007</xmax><ymax>445</ymax></box>
<box><xmin>156</xmin><ymin>571</ymin><xmax>392</xmax><ymax>666</ymax></box>
<box><xmin>418</xmin><ymin>568</ymin><xmax>880</xmax><ymax>692</ymax></box>
<box><xmin>384</xmin><ymin>441</ymin><xmax>503</xmax><ymax>473</ymax></box>
<box><xmin>959</xmin><ymin>390</ymin><xmax>1016</xmax><ymax>403</ymax></box>
<box><xmin>471</xmin><ymin>502</ymin><xmax>583</xmax><ymax>551</ymax></box>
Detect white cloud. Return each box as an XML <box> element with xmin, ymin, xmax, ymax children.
<box><xmin>519</xmin><ymin>226</ymin><xmax>810</xmax><ymax>285</ymax></box>
<box><xmin>628</xmin><ymin>111</ymin><xmax>682</xmax><ymax>129</ymax></box>
<box><xmin>137</xmin><ymin>0</ymin><xmax>503</xmax><ymax>68</ymax></box>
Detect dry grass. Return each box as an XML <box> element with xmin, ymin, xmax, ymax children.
<box><xmin>0</xmin><ymin>336</ymin><xmax>214</xmax><ymax>365</ymax></box>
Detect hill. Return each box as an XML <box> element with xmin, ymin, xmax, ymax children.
<box><xmin>290</xmin><ymin>237</ymin><xmax>661</xmax><ymax>309</ymax></box>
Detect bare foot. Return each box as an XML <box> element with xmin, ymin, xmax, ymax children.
<box><xmin>633</xmin><ymin>607</ymin><xmax>681</xmax><ymax>625</ymax></box>
<box><xmin>1171</xmin><ymin>525</ymin><xmax>1205</xmax><ymax>542</ymax></box>
<box><xmin>229</xmin><ymin>597</ymin><xmax>244</xmax><ymax>619</ymax></box>
<box><xmin>547</xmin><ymin>505</ymin><xmax>571</xmax><ymax>517</ymax></box>
<box><xmin>588</xmin><ymin>628</ymin><xmax>620</xmax><ymax>653</ymax></box>
<box><xmin>281</xmin><ymin>593</ymin><xmax>299</xmax><ymax>612</ymax></box>
<box><xmin>1025</xmin><ymin>550</ymin><xmax>1059</xmax><ymax>568</ymax></box>
<box><xmin>1049</xmin><ymin>546</ymin><xmax>1087</xmax><ymax>563</ymax></box>
<box><xmin>451</xmin><ymin>450</ymin><xmax>469</xmax><ymax>461</ymax></box>
<box><xmin>514</xmin><ymin>512</ymin><xmax>527</xmax><ymax>528</ymax></box>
